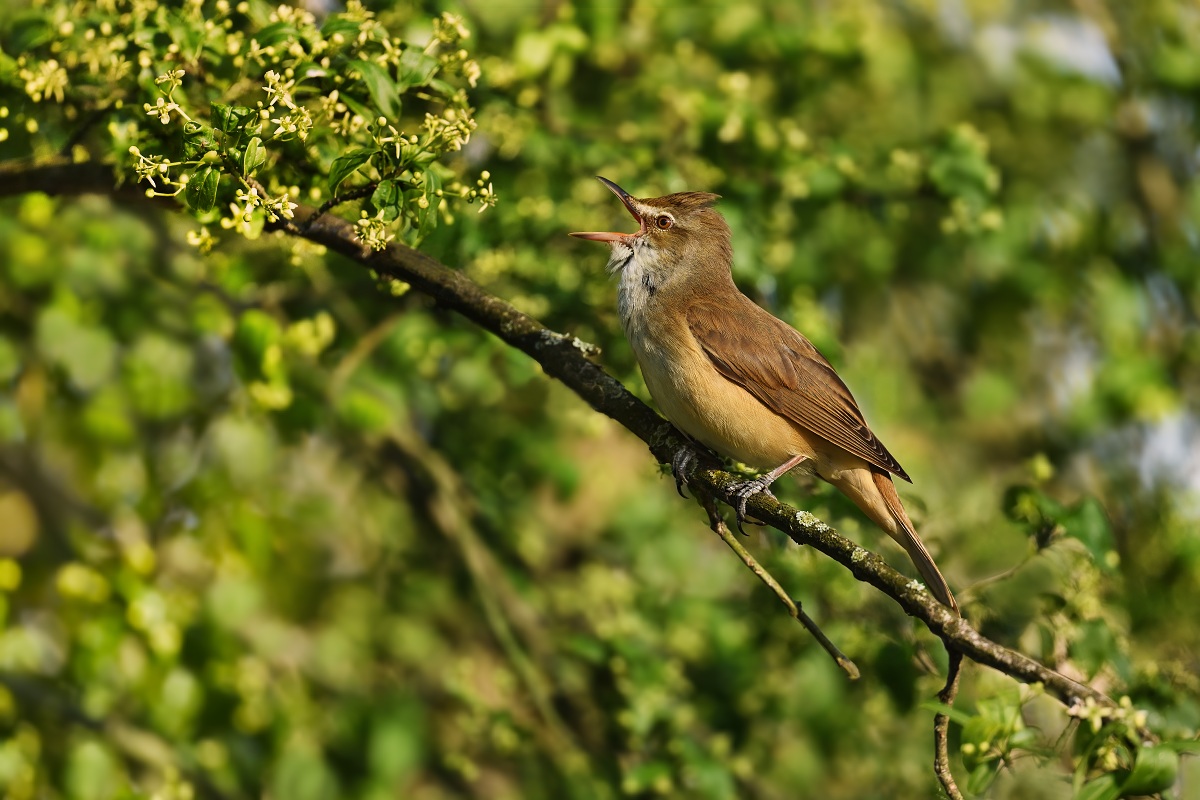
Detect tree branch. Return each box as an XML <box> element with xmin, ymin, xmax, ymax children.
<box><xmin>0</xmin><ymin>157</ymin><xmax>1114</xmax><ymax>711</ymax></box>
<box><xmin>934</xmin><ymin>650</ymin><xmax>965</xmax><ymax>799</ymax></box>
<box><xmin>698</xmin><ymin>492</ymin><xmax>860</xmax><ymax>679</ymax></box>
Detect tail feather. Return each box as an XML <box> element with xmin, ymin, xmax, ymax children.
<box><xmin>827</xmin><ymin>465</ymin><xmax>958</xmax><ymax>612</ymax></box>
<box><xmin>869</xmin><ymin>469</ymin><xmax>958</xmax><ymax>612</ymax></box>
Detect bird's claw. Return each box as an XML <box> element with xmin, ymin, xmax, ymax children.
<box><xmin>730</xmin><ymin>477</ymin><xmax>776</xmax><ymax>535</ymax></box>
<box><xmin>671</xmin><ymin>446</ymin><xmax>698</xmax><ymax>499</ymax></box>
<box><xmin>671</xmin><ymin>447</ymin><xmax>777</xmax><ymax>535</ymax></box>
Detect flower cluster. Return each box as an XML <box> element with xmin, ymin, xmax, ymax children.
<box><xmin>19</xmin><ymin>58</ymin><xmax>69</xmax><ymax>103</ymax></box>
<box><xmin>432</xmin><ymin>13</ymin><xmax>482</xmax><ymax>88</ymax></box>
<box><xmin>423</xmin><ymin>107</ymin><xmax>476</xmax><ymax>153</ymax></box>
<box><xmin>464</xmin><ymin>171</ymin><xmax>497</xmax><ymax>214</ymax></box>
<box><xmin>257</xmin><ymin>69</ymin><xmax>313</xmax><ymax>141</ymax></box>
<box><xmin>1067</xmin><ymin>695</ymin><xmax>1149</xmax><ymax>735</ymax></box>
<box><xmin>144</xmin><ymin>69</ymin><xmax>192</xmax><ymax>125</ymax></box>
<box><xmin>128</xmin><ymin>145</ymin><xmax>184</xmax><ymax>197</ymax></box>
<box><xmin>215</xmin><ymin>186</ymin><xmax>297</xmax><ymax>237</ymax></box>
<box><xmin>4</xmin><ymin>1</ymin><xmax>493</xmax><ymax>254</ymax></box>
<box><xmin>355</xmin><ymin>210</ymin><xmax>395</xmax><ymax>252</ymax></box>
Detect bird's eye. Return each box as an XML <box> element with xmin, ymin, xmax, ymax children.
<box><xmin>655</xmin><ymin>215</ymin><xmax>673</xmax><ymax>230</ymax></box>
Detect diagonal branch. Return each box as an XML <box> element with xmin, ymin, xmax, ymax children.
<box><xmin>0</xmin><ymin>157</ymin><xmax>1113</xmax><ymax>711</ymax></box>
<box><xmin>698</xmin><ymin>492</ymin><xmax>860</xmax><ymax>679</ymax></box>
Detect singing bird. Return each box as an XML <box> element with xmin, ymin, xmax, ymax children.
<box><xmin>571</xmin><ymin>177</ymin><xmax>957</xmax><ymax>611</ymax></box>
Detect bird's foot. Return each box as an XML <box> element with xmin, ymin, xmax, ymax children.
<box><xmin>671</xmin><ymin>445</ymin><xmax>700</xmax><ymax>499</ymax></box>
<box><xmin>729</xmin><ymin>476</ymin><xmax>777</xmax><ymax>535</ymax></box>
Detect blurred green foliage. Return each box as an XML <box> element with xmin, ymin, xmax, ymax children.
<box><xmin>2</xmin><ymin>0</ymin><xmax>1200</xmax><ymax>798</ymax></box>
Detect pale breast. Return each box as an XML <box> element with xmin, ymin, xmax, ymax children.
<box><xmin>628</xmin><ymin>313</ymin><xmax>819</xmax><ymax>472</ymax></box>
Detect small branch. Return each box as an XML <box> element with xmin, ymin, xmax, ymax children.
<box><xmin>690</xmin><ymin>467</ymin><xmax>1108</xmax><ymax>708</ymax></box>
<box><xmin>302</xmin><ymin>184</ymin><xmax>378</xmax><ymax>230</ymax></box>
<box><xmin>699</xmin><ymin>494</ymin><xmax>859</xmax><ymax>679</ymax></box>
<box><xmin>377</xmin><ymin>428</ymin><xmax>594</xmax><ymax>786</ymax></box>
<box><xmin>0</xmin><ymin>158</ymin><xmax>123</xmax><ymax>196</ymax></box>
<box><xmin>934</xmin><ymin>650</ymin><xmax>965</xmax><ymax>800</ymax></box>
<box><xmin>329</xmin><ymin>313</ymin><xmax>403</xmax><ymax>394</ymax></box>
<box><xmin>965</xmin><ymin>550</ymin><xmax>1035</xmax><ymax>597</ymax></box>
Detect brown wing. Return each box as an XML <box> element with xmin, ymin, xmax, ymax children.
<box><xmin>687</xmin><ymin>294</ymin><xmax>911</xmax><ymax>482</ymax></box>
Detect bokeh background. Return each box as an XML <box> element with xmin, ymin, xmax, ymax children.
<box><xmin>2</xmin><ymin>0</ymin><xmax>1199</xmax><ymax>798</ymax></box>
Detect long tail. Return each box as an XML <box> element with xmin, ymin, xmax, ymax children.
<box><xmin>829</xmin><ymin>467</ymin><xmax>958</xmax><ymax>612</ymax></box>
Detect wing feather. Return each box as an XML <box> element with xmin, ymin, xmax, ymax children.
<box><xmin>687</xmin><ymin>295</ymin><xmax>911</xmax><ymax>481</ymax></box>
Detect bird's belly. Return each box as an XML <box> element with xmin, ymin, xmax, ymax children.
<box><xmin>636</xmin><ymin>340</ymin><xmax>816</xmax><ymax>471</ymax></box>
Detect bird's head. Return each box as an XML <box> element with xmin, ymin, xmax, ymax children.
<box><xmin>570</xmin><ymin>177</ymin><xmax>732</xmax><ymax>282</ymax></box>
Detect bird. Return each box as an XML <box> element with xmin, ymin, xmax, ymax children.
<box><xmin>570</xmin><ymin>176</ymin><xmax>957</xmax><ymax>612</ymax></box>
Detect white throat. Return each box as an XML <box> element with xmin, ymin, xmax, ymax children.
<box><xmin>612</xmin><ymin>239</ymin><xmax>662</xmax><ymax>340</ymax></box>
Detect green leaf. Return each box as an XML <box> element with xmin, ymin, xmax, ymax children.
<box><xmin>328</xmin><ymin>148</ymin><xmax>374</xmax><ymax>196</ymax></box>
<box><xmin>1156</xmin><ymin>739</ymin><xmax>1200</xmax><ymax>753</ymax></box>
<box><xmin>320</xmin><ymin>16</ymin><xmax>363</xmax><ymax>40</ymax></box>
<box><xmin>253</xmin><ymin>21</ymin><xmax>299</xmax><ymax>46</ymax></box>
<box><xmin>966</xmin><ymin>761</ymin><xmax>1001</xmax><ymax>796</ymax></box>
<box><xmin>1075</xmin><ymin>774</ymin><xmax>1121</xmax><ymax>800</ymax></box>
<box><xmin>1009</xmin><ymin>728</ymin><xmax>1040</xmax><ymax>750</ymax></box>
<box><xmin>415</xmin><ymin>169</ymin><xmax>443</xmax><ymax>242</ymax></box>
<box><xmin>65</xmin><ymin>739</ymin><xmax>120</xmax><ymax>800</ymax></box>
<box><xmin>1154</xmin><ymin>43</ymin><xmax>1200</xmax><ymax>89</ymax></box>
<box><xmin>623</xmin><ymin>760</ymin><xmax>673</xmax><ymax>793</ymax></box>
<box><xmin>426</xmin><ymin>77</ymin><xmax>458</xmax><ymax>96</ymax></box>
<box><xmin>185</xmin><ymin>166</ymin><xmax>220</xmax><ymax>213</ymax></box>
<box><xmin>348</xmin><ymin>59</ymin><xmax>400</xmax><ymax>120</ymax></box>
<box><xmin>928</xmin><ymin>126</ymin><xmax>999</xmax><ymax>202</ymax></box>
<box><xmin>337</xmin><ymin>92</ymin><xmax>376</xmax><ymax>124</ymax></box>
<box><xmin>1068</xmin><ymin>619</ymin><xmax>1120</xmax><ymax>679</ymax></box>
<box><xmin>397</xmin><ymin>48</ymin><xmax>439</xmax><ymax>90</ymax></box>
<box><xmin>370</xmin><ymin>179</ymin><xmax>400</xmax><ymax>209</ymax></box>
<box><xmin>337</xmin><ymin>389</ymin><xmax>393</xmax><ymax>434</ymax></box>
<box><xmin>5</xmin><ymin>14</ymin><xmax>54</xmax><ymax>53</ymax></box>
<box><xmin>1061</xmin><ymin>498</ymin><xmax>1117</xmax><ymax>572</ymax></box>
<box><xmin>180</xmin><ymin>121</ymin><xmax>215</xmax><ymax>160</ymax></box>
<box><xmin>211</xmin><ymin>102</ymin><xmax>254</xmax><ymax>134</ymax></box>
<box><xmin>367</xmin><ymin>702</ymin><xmax>423</xmax><ymax>785</ymax></box>
<box><xmin>423</xmin><ymin>169</ymin><xmax>442</xmax><ymax>201</ymax></box>
<box><xmin>0</xmin><ymin>46</ymin><xmax>17</xmax><ymax>81</ymax></box>
<box><xmin>36</xmin><ymin>309</ymin><xmax>116</xmax><ymax>392</ymax></box>
<box><xmin>0</xmin><ymin>338</ymin><xmax>19</xmax><ymax>383</ymax></box>
<box><xmin>210</xmin><ymin>102</ymin><xmax>232</xmax><ymax>131</ymax></box>
<box><xmin>234</xmin><ymin>310</ymin><xmax>281</xmax><ymax>374</ymax></box>
<box><xmin>271</xmin><ymin>749</ymin><xmax>340</xmax><ymax>800</ymax></box>
<box><xmin>1119</xmin><ymin>745</ymin><xmax>1178</xmax><ymax>795</ymax></box>
<box><xmin>81</xmin><ymin>387</ymin><xmax>134</xmax><ymax>446</ymax></box>
<box><xmin>242</xmin><ymin>137</ymin><xmax>267</xmax><ymax>177</ymax></box>
<box><xmin>123</xmin><ymin>334</ymin><xmax>195</xmax><ymax>420</ymax></box>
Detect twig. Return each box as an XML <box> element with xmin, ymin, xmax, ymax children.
<box><xmin>379</xmin><ymin>430</ymin><xmax>590</xmax><ymax>782</ymax></box>
<box><xmin>302</xmin><ymin>184</ymin><xmax>379</xmax><ymax>230</ymax></box>
<box><xmin>964</xmin><ymin>550</ymin><xmax>1035</xmax><ymax>597</ymax></box>
<box><xmin>329</xmin><ymin>313</ymin><xmax>403</xmax><ymax>394</ymax></box>
<box><xmin>698</xmin><ymin>494</ymin><xmax>860</xmax><ymax>680</ymax></box>
<box><xmin>934</xmin><ymin>649</ymin><xmax>965</xmax><ymax>800</ymax></box>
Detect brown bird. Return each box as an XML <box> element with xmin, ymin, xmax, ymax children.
<box><xmin>571</xmin><ymin>177</ymin><xmax>957</xmax><ymax>611</ymax></box>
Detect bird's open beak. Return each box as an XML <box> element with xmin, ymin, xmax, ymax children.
<box><xmin>569</xmin><ymin>176</ymin><xmax>644</xmax><ymax>243</ymax></box>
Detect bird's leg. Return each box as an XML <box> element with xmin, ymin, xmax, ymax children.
<box><xmin>670</xmin><ymin>441</ymin><xmax>702</xmax><ymax>498</ymax></box>
<box><xmin>729</xmin><ymin>454</ymin><xmax>809</xmax><ymax>534</ymax></box>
